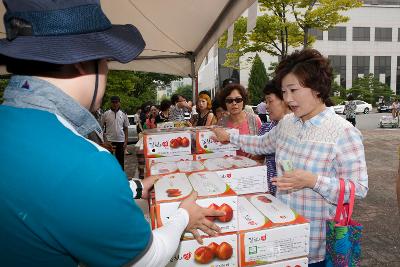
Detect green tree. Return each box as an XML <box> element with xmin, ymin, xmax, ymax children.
<box><xmin>348</xmin><ymin>74</ymin><xmax>394</xmax><ymax>106</ymax></box>
<box><xmin>220</xmin><ymin>0</ymin><xmax>361</xmax><ymax>67</ymax></box>
<box><xmin>103</xmin><ymin>70</ymin><xmax>181</xmax><ymax>114</ymax></box>
<box><xmin>174</xmin><ymin>84</ymin><xmax>193</xmax><ymax>102</ymax></box>
<box><xmin>0</xmin><ymin>75</ymin><xmax>11</xmax><ymax>103</ymax></box>
<box><xmin>248</xmin><ymin>54</ymin><xmax>269</xmax><ymax>105</ymax></box>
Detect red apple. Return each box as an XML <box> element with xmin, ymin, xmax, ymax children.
<box><xmin>207</xmin><ymin>242</ymin><xmax>219</xmax><ymax>255</ymax></box>
<box><xmin>216</xmin><ymin>242</ymin><xmax>233</xmax><ymax>260</ymax></box>
<box><xmin>181</xmin><ymin>137</ymin><xmax>190</xmax><ymax>147</ymax></box>
<box><xmin>176</xmin><ymin>137</ymin><xmax>183</xmax><ymax>146</ymax></box>
<box><xmin>194</xmin><ymin>246</ymin><xmax>214</xmax><ymax>264</ymax></box>
<box><xmin>217</xmin><ymin>203</ymin><xmax>233</xmax><ymax>222</ymax></box>
<box><xmin>170</xmin><ymin>139</ymin><xmax>179</xmax><ymax>148</ymax></box>
<box><xmin>206</xmin><ymin>203</ymin><xmax>220</xmax><ymax>221</ymax></box>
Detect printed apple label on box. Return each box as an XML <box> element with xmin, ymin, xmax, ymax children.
<box><xmin>196</xmin><ymin>128</ymin><xmax>239</xmax><ymax>153</ymax></box>
<box><xmin>217</xmin><ymin>166</ymin><xmax>267</xmax><ymax>195</ymax></box>
<box><xmin>193</xmin><ymin>151</ymin><xmax>236</xmax><ymax>160</ymax></box>
<box><xmin>157</xmin><ymin>196</ymin><xmax>238</xmax><ymax>234</ymax></box>
<box><xmin>144</xmin><ymin>132</ymin><xmax>191</xmax><ymax>157</ymax></box>
<box><xmin>255</xmin><ymin>257</ymin><xmax>308</xmax><ymax>267</ymax></box>
<box><xmin>241</xmin><ymin>224</ymin><xmax>309</xmax><ymax>264</ymax></box>
<box><xmin>202</xmin><ymin>158</ymin><xmax>234</xmax><ymax>171</ymax></box>
<box><xmin>237</xmin><ymin>197</ymin><xmax>268</xmax><ymax>231</ymax></box>
<box><xmin>249</xmin><ymin>194</ymin><xmax>296</xmax><ymax>223</ymax></box>
<box><xmin>225</xmin><ymin>156</ymin><xmax>259</xmax><ymax>168</ymax></box>
<box><xmin>154</xmin><ymin>173</ymin><xmax>193</xmax><ymax>202</ymax></box>
<box><xmin>188</xmin><ymin>172</ymin><xmax>234</xmax><ymax>197</ymax></box>
<box><xmin>150</xmin><ymin>162</ymin><xmax>178</xmax><ymax>175</ymax></box>
<box><xmin>176</xmin><ymin>160</ymin><xmax>205</xmax><ymax>173</ymax></box>
<box><xmin>166</xmin><ymin>234</ymin><xmax>238</xmax><ymax>267</ymax></box>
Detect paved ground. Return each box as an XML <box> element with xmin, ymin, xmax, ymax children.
<box><xmin>124</xmin><ymin>128</ymin><xmax>400</xmax><ymax>266</ymax></box>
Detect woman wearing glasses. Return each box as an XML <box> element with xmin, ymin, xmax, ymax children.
<box><xmin>218</xmin><ymin>83</ymin><xmax>261</xmax><ymax>156</ymax></box>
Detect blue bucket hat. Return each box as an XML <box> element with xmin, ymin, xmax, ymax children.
<box><xmin>0</xmin><ymin>0</ymin><xmax>145</xmax><ymax>64</ymax></box>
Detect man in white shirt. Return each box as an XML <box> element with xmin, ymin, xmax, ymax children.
<box><xmin>101</xmin><ymin>96</ymin><xmax>129</xmax><ymax>170</ymax></box>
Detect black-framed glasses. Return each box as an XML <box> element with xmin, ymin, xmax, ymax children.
<box><xmin>225</xmin><ymin>97</ymin><xmax>243</xmax><ymax>104</ymax></box>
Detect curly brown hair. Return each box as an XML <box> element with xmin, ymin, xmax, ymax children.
<box><xmin>274</xmin><ymin>49</ymin><xmax>333</xmax><ymax>106</ymax></box>
<box><xmin>218</xmin><ymin>83</ymin><xmax>248</xmax><ymax>110</ymax></box>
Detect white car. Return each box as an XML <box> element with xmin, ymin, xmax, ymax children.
<box><xmin>333</xmin><ymin>100</ymin><xmax>372</xmax><ymax>114</ymax></box>
<box><xmin>127</xmin><ymin>115</ymin><xmax>139</xmax><ymax>143</ymax></box>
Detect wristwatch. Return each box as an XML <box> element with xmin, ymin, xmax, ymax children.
<box><xmin>132</xmin><ymin>179</ymin><xmax>143</xmax><ymax>199</ymax></box>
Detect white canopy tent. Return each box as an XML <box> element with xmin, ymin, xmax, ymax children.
<box><xmin>0</xmin><ymin>0</ymin><xmax>256</xmax><ymax>96</ymax></box>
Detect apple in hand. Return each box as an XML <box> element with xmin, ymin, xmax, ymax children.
<box><xmin>194</xmin><ymin>246</ymin><xmax>214</xmax><ymax>264</ymax></box>
<box><xmin>216</xmin><ymin>242</ymin><xmax>233</xmax><ymax>260</ymax></box>
<box><xmin>217</xmin><ymin>203</ymin><xmax>233</xmax><ymax>222</ymax></box>
<box><xmin>206</xmin><ymin>203</ymin><xmax>220</xmax><ymax>221</ymax></box>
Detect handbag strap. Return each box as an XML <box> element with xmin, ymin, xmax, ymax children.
<box><xmin>334</xmin><ymin>178</ymin><xmax>356</xmax><ymax>225</ymax></box>
<box><xmin>334</xmin><ymin>178</ymin><xmax>346</xmax><ymax>222</ymax></box>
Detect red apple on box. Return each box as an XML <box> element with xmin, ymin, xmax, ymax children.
<box><xmin>217</xmin><ymin>203</ymin><xmax>233</xmax><ymax>222</ymax></box>
<box><xmin>170</xmin><ymin>139</ymin><xmax>179</xmax><ymax>148</ymax></box>
<box><xmin>176</xmin><ymin>137</ymin><xmax>183</xmax><ymax>146</ymax></box>
<box><xmin>216</xmin><ymin>242</ymin><xmax>233</xmax><ymax>260</ymax></box>
<box><xmin>207</xmin><ymin>242</ymin><xmax>219</xmax><ymax>255</ymax></box>
<box><xmin>181</xmin><ymin>137</ymin><xmax>190</xmax><ymax>147</ymax></box>
<box><xmin>194</xmin><ymin>246</ymin><xmax>214</xmax><ymax>264</ymax></box>
<box><xmin>206</xmin><ymin>203</ymin><xmax>220</xmax><ymax>221</ymax></box>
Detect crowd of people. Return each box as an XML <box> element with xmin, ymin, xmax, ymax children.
<box><xmin>0</xmin><ymin>1</ymin><xmax>372</xmax><ymax>267</ymax></box>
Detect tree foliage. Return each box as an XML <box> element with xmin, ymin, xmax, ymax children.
<box><xmin>248</xmin><ymin>54</ymin><xmax>269</xmax><ymax>105</ymax></box>
<box><xmin>175</xmin><ymin>84</ymin><xmax>193</xmax><ymax>102</ymax></box>
<box><xmin>348</xmin><ymin>74</ymin><xmax>394</xmax><ymax>106</ymax></box>
<box><xmin>103</xmin><ymin>70</ymin><xmax>181</xmax><ymax>114</ymax></box>
<box><xmin>220</xmin><ymin>0</ymin><xmax>361</xmax><ymax>67</ymax></box>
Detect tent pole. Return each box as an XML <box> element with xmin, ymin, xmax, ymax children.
<box><xmin>190</xmin><ymin>54</ymin><xmax>198</xmax><ymax>102</ymax></box>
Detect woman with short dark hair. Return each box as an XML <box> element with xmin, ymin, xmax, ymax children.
<box><xmin>213</xmin><ymin>49</ymin><xmax>368</xmax><ymax>266</ymax></box>
<box><xmin>217</xmin><ymin>83</ymin><xmax>261</xmax><ymax>157</ymax></box>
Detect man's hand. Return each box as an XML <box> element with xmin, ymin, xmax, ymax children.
<box><xmin>101</xmin><ymin>142</ymin><xmax>114</xmax><ymax>153</ymax></box>
<box><xmin>179</xmin><ymin>191</ymin><xmax>225</xmax><ymax>244</ymax></box>
<box><xmin>141</xmin><ymin>175</ymin><xmax>159</xmax><ymax>199</ymax></box>
<box><xmin>211</xmin><ymin>128</ymin><xmax>230</xmax><ymax>143</ymax></box>
<box><xmin>272</xmin><ymin>169</ymin><xmax>317</xmax><ymax>191</ymax></box>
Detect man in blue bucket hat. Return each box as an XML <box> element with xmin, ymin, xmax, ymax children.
<box><xmin>0</xmin><ymin>1</ymin><xmax>223</xmax><ymax>266</ymax></box>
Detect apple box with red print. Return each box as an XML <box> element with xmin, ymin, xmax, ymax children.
<box><xmin>143</xmin><ymin>131</ymin><xmax>192</xmax><ymax>157</ymax></box>
<box><xmin>237</xmin><ymin>195</ymin><xmax>310</xmax><ymax>267</ymax></box>
<box><xmin>166</xmin><ymin>234</ymin><xmax>238</xmax><ymax>267</ymax></box>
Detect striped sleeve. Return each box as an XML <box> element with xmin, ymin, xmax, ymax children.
<box><xmin>230</xmin><ymin>124</ymin><xmax>278</xmax><ymax>155</ymax></box>
<box><xmin>314</xmin><ymin>127</ymin><xmax>368</xmax><ymax>204</ymax></box>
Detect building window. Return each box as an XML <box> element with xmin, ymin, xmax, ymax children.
<box><xmin>309</xmin><ymin>28</ymin><xmax>323</xmax><ymax>40</ymax></box>
<box><xmin>352</xmin><ymin>56</ymin><xmax>370</xmax><ymax>81</ymax></box>
<box><xmin>328</xmin><ymin>27</ymin><xmax>346</xmax><ymax>41</ymax></box>
<box><xmin>375</xmin><ymin>27</ymin><xmax>392</xmax><ymax>42</ymax></box>
<box><xmin>329</xmin><ymin>55</ymin><xmax>346</xmax><ymax>88</ymax></box>
<box><xmin>374</xmin><ymin>56</ymin><xmax>391</xmax><ymax>86</ymax></box>
<box><xmin>397</xmin><ymin>57</ymin><xmax>400</xmax><ymax>95</ymax></box>
<box><xmin>353</xmin><ymin>27</ymin><xmax>370</xmax><ymax>41</ymax></box>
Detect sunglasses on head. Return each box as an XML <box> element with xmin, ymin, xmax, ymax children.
<box><xmin>225</xmin><ymin>97</ymin><xmax>243</xmax><ymax>104</ymax></box>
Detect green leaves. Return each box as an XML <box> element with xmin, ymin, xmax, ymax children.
<box><xmin>248</xmin><ymin>54</ymin><xmax>269</xmax><ymax>105</ymax></box>
<box><xmin>219</xmin><ymin>0</ymin><xmax>361</xmax><ymax>65</ymax></box>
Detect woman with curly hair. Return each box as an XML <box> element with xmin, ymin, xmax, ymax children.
<box><xmin>213</xmin><ymin>49</ymin><xmax>368</xmax><ymax>266</ymax></box>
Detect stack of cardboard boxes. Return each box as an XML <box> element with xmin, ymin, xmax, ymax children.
<box><xmin>140</xmin><ymin>126</ymin><xmax>310</xmax><ymax>267</ymax></box>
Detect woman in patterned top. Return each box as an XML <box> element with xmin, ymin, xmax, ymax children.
<box><xmin>258</xmin><ymin>80</ymin><xmax>292</xmax><ymax>196</ymax></box>
<box><xmin>213</xmin><ymin>49</ymin><xmax>368</xmax><ymax>266</ymax></box>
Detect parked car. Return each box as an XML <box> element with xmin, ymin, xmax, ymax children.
<box><xmin>127</xmin><ymin>115</ymin><xmax>139</xmax><ymax>143</ymax></box>
<box><xmin>377</xmin><ymin>103</ymin><xmax>392</xmax><ymax>113</ymax></box>
<box><xmin>333</xmin><ymin>100</ymin><xmax>372</xmax><ymax>114</ymax></box>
